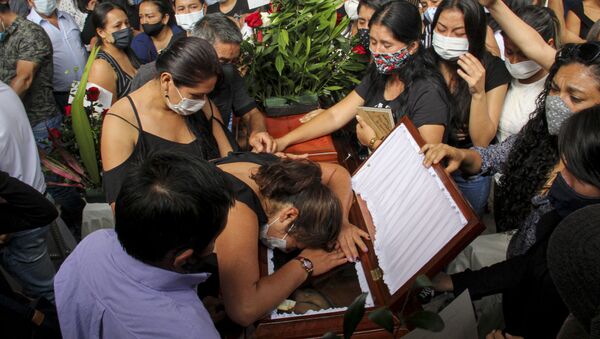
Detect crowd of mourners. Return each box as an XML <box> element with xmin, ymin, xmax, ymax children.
<box><xmin>1</xmin><ymin>0</ymin><xmax>600</xmax><ymax>338</ymax></box>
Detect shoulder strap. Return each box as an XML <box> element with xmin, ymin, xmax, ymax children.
<box><xmin>104</xmin><ymin>113</ymin><xmax>139</xmax><ymax>131</ymax></box>
<box><xmin>125</xmin><ymin>95</ymin><xmax>147</xmax><ymax>156</ymax></box>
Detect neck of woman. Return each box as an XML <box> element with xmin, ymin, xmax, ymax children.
<box><xmin>102</xmin><ymin>43</ymin><xmax>128</xmax><ymax>59</ymax></box>
<box><xmin>519</xmin><ymin>68</ymin><xmax>548</xmax><ymax>85</ymax></box>
<box><xmin>151</xmin><ymin>26</ymin><xmax>172</xmax><ymax>46</ymax></box>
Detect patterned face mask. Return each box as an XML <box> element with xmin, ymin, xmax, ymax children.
<box><xmin>545</xmin><ymin>95</ymin><xmax>573</xmax><ymax>135</ymax></box>
<box><xmin>370</xmin><ymin>46</ymin><xmax>411</xmax><ymax>74</ymax></box>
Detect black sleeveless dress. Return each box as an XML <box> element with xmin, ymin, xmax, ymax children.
<box><xmin>212</xmin><ymin>152</ymin><xmax>280</xmax><ymax>226</ymax></box>
<box><xmin>103</xmin><ymin>96</ymin><xmax>220</xmax><ymax>203</ymax></box>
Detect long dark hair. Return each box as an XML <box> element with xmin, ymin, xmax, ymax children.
<box><xmin>366</xmin><ymin>1</ymin><xmax>453</xmax><ymax>122</ymax></box>
<box><xmin>514</xmin><ymin>5</ymin><xmax>560</xmax><ymax>47</ymax></box>
<box><xmin>156</xmin><ymin>37</ymin><xmax>223</xmax><ymax>160</ymax></box>
<box><xmin>495</xmin><ymin>43</ymin><xmax>600</xmax><ymax>231</ymax></box>
<box><xmin>559</xmin><ymin>105</ymin><xmax>600</xmax><ymax>189</ymax></box>
<box><xmin>252</xmin><ymin>159</ymin><xmax>342</xmax><ymax>251</ymax></box>
<box><xmin>430</xmin><ymin>0</ymin><xmax>488</xmax><ymax>145</ymax></box>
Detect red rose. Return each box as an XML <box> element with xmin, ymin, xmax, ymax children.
<box><xmin>48</xmin><ymin>127</ymin><xmax>61</xmax><ymax>140</ymax></box>
<box><xmin>336</xmin><ymin>11</ymin><xmax>343</xmax><ymax>25</ymax></box>
<box><xmin>257</xmin><ymin>30</ymin><xmax>263</xmax><ymax>43</ymax></box>
<box><xmin>245</xmin><ymin>11</ymin><xmax>263</xmax><ymax>28</ymax></box>
<box><xmin>268</xmin><ymin>3</ymin><xmax>280</xmax><ymax>13</ymax></box>
<box><xmin>65</xmin><ymin>105</ymin><xmax>72</xmax><ymax>117</ymax></box>
<box><xmin>87</xmin><ymin>86</ymin><xmax>100</xmax><ymax>102</ymax></box>
<box><xmin>352</xmin><ymin>44</ymin><xmax>367</xmax><ymax>55</ymax></box>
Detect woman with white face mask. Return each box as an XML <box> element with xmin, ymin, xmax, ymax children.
<box><xmin>498</xmin><ymin>6</ymin><xmax>558</xmax><ymax>143</ymax></box>
<box><xmin>211</xmin><ymin>152</ymin><xmax>361</xmax><ymax>326</ymax></box>
<box><xmin>174</xmin><ymin>0</ymin><xmax>205</xmax><ymax>32</ymax></box>
<box><xmin>101</xmin><ymin>37</ymin><xmax>234</xmax><ymax>206</ymax></box>
<box><xmin>422</xmin><ymin>41</ymin><xmax>600</xmax><ymax>246</ymax></box>
<box><xmin>429</xmin><ymin>0</ymin><xmax>510</xmax><ymax>217</ymax></box>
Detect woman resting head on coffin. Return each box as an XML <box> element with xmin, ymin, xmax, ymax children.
<box><xmin>212</xmin><ymin>152</ymin><xmax>363</xmax><ymax>326</ymax></box>
<box><xmin>422</xmin><ymin>41</ymin><xmax>600</xmax><ymax>257</ymax></box>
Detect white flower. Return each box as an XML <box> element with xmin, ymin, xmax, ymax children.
<box><xmin>260</xmin><ymin>12</ymin><xmax>271</xmax><ymax>27</ymax></box>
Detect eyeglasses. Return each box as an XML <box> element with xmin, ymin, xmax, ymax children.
<box><xmin>557</xmin><ymin>42</ymin><xmax>600</xmax><ymax>64</ymax></box>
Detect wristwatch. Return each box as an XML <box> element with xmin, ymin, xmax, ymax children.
<box><xmin>295</xmin><ymin>256</ymin><xmax>314</xmax><ymax>278</ymax></box>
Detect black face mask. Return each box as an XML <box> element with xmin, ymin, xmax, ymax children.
<box><xmin>112</xmin><ymin>27</ymin><xmax>133</xmax><ymax>49</ymax></box>
<box><xmin>548</xmin><ymin>173</ymin><xmax>600</xmax><ymax>218</ymax></box>
<box><xmin>142</xmin><ymin>21</ymin><xmax>165</xmax><ymax>37</ymax></box>
<box><xmin>357</xmin><ymin>28</ymin><xmax>370</xmax><ymax>52</ymax></box>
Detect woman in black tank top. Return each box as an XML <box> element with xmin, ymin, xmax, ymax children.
<box><xmin>101</xmin><ymin>37</ymin><xmax>235</xmax><ymax>204</ymax></box>
<box><xmin>88</xmin><ymin>3</ymin><xmax>140</xmax><ymax>104</ymax></box>
<box><xmin>210</xmin><ymin>152</ymin><xmax>369</xmax><ymax>326</ymax></box>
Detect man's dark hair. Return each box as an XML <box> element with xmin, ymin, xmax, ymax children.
<box><xmin>190</xmin><ymin>13</ymin><xmax>242</xmax><ymax>44</ymax></box>
<box><xmin>0</xmin><ymin>0</ymin><xmax>10</xmax><ymax>13</ymax></box>
<box><xmin>114</xmin><ymin>151</ymin><xmax>235</xmax><ymax>263</ymax></box>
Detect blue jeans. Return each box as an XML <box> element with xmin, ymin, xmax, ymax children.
<box><xmin>1</xmin><ymin>226</ymin><xmax>56</xmax><ymax>303</ymax></box>
<box><xmin>453</xmin><ymin>172</ymin><xmax>491</xmax><ymax>218</ymax></box>
<box><xmin>31</xmin><ymin>115</ymin><xmax>63</xmax><ymax>152</ymax></box>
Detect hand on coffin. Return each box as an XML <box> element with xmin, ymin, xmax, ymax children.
<box><xmin>299</xmin><ymin>108</ymin><xmax>325</xmax><ymax>123</ymax></box>
<box><xmin>250</xmin><ymin>131</ymin><xmax>277</xmax><ymax>153</ymax></box>
<box><xmin>336</xmin><ymin>221</ymin><xmax>370</xmax><ymax>262</ymax></box>
<box><xmin>486</xmin><ymin>329</ymin><xmax>523</xmax><ymax>339</ymax></box>
<box><xmin>300</xmin><ymin>247</ymin><xmax>348</xmax><ymax>276</ymax></box>
<box><xmin>432</xmin><ymin>272</ymin><xmax>454</xmax><ymax>292</ymax></box>
<box><xmin>355</xmin><ymin>115</ymin><xmax>380</xmax><ymax>150</ymax></box>
<box><xmin>420</xmin><ymin>143</ymin><xmax>465</xmax><ymax>174</ymax></box>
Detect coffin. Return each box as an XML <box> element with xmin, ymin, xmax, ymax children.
<box><xmin>255</xmin><ymin>116</ymin><xmax>484</xmax><ymax>338</ymax></box>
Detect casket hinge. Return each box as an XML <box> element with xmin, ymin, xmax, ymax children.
<box><xmin>370</xmin><ymin>267</ymin><xmax>383</xmax><ymax>281</ymax></box>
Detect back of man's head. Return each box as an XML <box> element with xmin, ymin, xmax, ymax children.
<box><xmin>190</xmin><ymin>13</ymin><xmax>242</xmax><ymax>45</ymax></box>
<box><xmin>0</xmin><ymin>0</ymin><xmax>10</xmax><ymax>13</ymax></box>
<box><xmin>114</xmin><ymin>151</ymin><xmax>234</xmax><ymax>264</ymax></box>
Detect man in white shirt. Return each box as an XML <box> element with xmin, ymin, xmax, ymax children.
<box><xmin>27</xmin><ymin>0</ymin><xmax>87</xmax><ymax>113</ymax></box>
<box><xmin>0</xmin><ymin>81</ymin><xmax>56</xmax><ymax>303</ymax></box>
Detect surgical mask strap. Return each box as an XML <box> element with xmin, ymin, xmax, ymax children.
<box><xmin>281</xmin><ymin>223</ymin><xmax>295</xmax><ymax>240</ymax></box>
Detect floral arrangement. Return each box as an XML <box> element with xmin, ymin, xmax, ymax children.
<box><xmin>240</xmin><ymin>0</ymin><xmax>369</xmax><ymax>109</ymax></box>
<box><xmin>41</xmin><ymin>46</ymin><xmax>103</xmax><ymax>190</ymax></box>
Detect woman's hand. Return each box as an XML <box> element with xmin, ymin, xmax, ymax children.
<box><xmin>337</xmin><ymin>221</ymin><xmax>370</xmax><ymax>262</ymax></box>
<box><xmin>420</xmin><ymin>143</ymin><xmax>465</xmax><ymax>173</ymax></box>
<box><xmin>457</xmin><ymin>53</ymin><xmax>486</xmax><ymax>96</ymax></box>
<box><xmin>300</xmin><ymin>247</ymin><xmax>348</xmax><ymax>276</ymax></box>
<box><xmin>355</xmin><ymin>115</ymin><xmax>377</xmax><ymax>148</ymax></box>
<box><xmin>432</xmin><ymin>272</ymin><xmax>454</xmax><ymax>292</ymax></box>
<box><xmin>486</xmin><ymin>330</ymin><xmax>523</xmax><ymax>339</ymax></box>
<box><xmin>249</xmin><ymin>131</ymin><xmax>277</xmax><ymax>153</ymax></box>
<box><xmin>299</xmin><ymin>108</ymin><xmax>325</xmax><ymax>123</ymax></box>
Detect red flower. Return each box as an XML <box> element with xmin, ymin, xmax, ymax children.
<box><xmin>245</xmin><ymin>11</ymin><xmax>263</xmax><ymax>28</ymax></box>
<box><xmin>48</xmin><ymin>127</ymin><xmax>61</xmax><ymax>140</ymax></box>
<box><xmin>268</xmin><ymin>3</ymin><xmax>280</xmax><ymax>13</ymax></box>
<box><xmin>102</xmin><ymin>108</ymin><xmax>108</xmax><ymax>118</ymax></box>
<box><xmin>336</xmin><ymin>11</ymin><xmax>343</xmax><ymax>25</ymax></box>
<box><xmin>87</xmin><ymin>86</ymin><xmax>100</xmax><ymax>102</ymax></box>
<box><xmin>352</xmin><ymin>44</ymin><xmax>367</xmax><ymax>55</ymax></box>
<box><xmin>65</xmin><ymin>105</ymin><xmax>72</xmax><ymax>117</ymax></box>
<box><xmin>257</xmin><ymin>30</ymin><xmax>263</xmax><ymax>43</ymax></box>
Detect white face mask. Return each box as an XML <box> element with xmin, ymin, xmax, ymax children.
<box><xmin>344</xmin><ymin>0</ymin><xmax>359</xmax><ymax>20</ymax></box>
<box><xmin>504</xmin><ymin>58</ymin><xmax>542</xmax><ymax>80</ymax></box>
<box><xmin>424</xmin><ymin>7</ymin><xmax>437</xmax><ymax>22</ymax></box>
<box><xmin>205</xmin><ymin>0</ymin><xmax>225</xmax><ymax>5</ymax></box>
<box><xmin>176</xmin><ymin>10</ymin><xmax>204</xmax><ymax>31</ymax></box>
<box><xmin>432</xmin><ymin>32</ymin><xmax>469</xmax><ymax>60</ymax></box>
<box><xmin>33</xmin><ymin>0</ymin><xmax>57</xmax><ymax>17</ymax></box>
<box><xmin>165</xmin><ymin>84</ymin><xmax>206</xmax><ymax>116</ymax></box>
<box><xmin>259</xmin><ymin>215</ymin><xmax>295</xmax><ymax>252</ymax></box>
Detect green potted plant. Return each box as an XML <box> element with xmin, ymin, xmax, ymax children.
<box><xmin>242</xmin><ymin>0</ymin><xmax>368</xmax><ymax>116</ymax></box>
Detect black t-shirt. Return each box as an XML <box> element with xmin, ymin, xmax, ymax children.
<box><xmin>206</xmin><ymin>0</ymin><xmax>251</xmax><ymax>16</ymax></box>
<box><xmin>483</xmin><ymin>55</ymin><xmax>511</xmax><ymax>93</ymax></box>
<box><xmin>355</xmin><ymin>71</ymin><xmax>450</xmax><ymax>141</ymax></box>
<box><xmin>209</xmin><ymin>64</ymin><xmax>257</xmax><ymax>127</ymax></box>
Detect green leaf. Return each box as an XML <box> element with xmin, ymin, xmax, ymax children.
<box><xmin>280</xmin><ymin>29</ymin><xmax>289</xmax><ymax>46</ymax></box>
<box><xmin>368</xmin><ymin>307</ymin><xmax>394</xmax><ymax>334</ymax></box>
<box><xmin>277</xmin><ymin>29</ymin><xmax>288</xmax><ymax>49</ymax></box>
<box><xmin>321</xmin><ymin>332</ymin><xmax>340</xmax><ymax>339</ymax></box>
<box><xmin>407</xmin><ymin>310</ymin><xmax>445</xmax><ymax>332</ymax></box>
<box><xmin>343</xmin><ymin>292</ymin><xmax>367</xmax><ymax>339</ymax></box>
<box><xmin>71</xmin><ymin>45</ymin><xmax>101</xmax><ymax>184</ymax></box>
<box><xmin>413</xmin><ymin>275</ymin><xmax>433</xmax><ymax>289</ymax></box>
<box><xmin>324</xmin><ymin>85</ymin><xmax>343</xmax><ymax>91</ymax></box>
<box><xmin>275</xmin><ymin>54</ymin><xmax>285</xmax><ymax>75</ymax></box>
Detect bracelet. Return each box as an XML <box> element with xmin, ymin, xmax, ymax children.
<box><xmin>368</xmin><ymin>136</ymin><xmax>378</xmax><ymax>149</ymax></box>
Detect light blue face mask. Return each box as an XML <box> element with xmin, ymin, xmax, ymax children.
<box><xmin>259</xmin><ymin>214</ymin><xmax>295</xmax><ymax>252</ymax></box>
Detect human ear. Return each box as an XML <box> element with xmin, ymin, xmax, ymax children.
<box><xmin>173</xmin><ymin>248</ymin><xmax>194</xmax><ymax>269</ymax></box>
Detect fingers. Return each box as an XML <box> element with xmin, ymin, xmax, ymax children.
<box><xmin>353</xmin><ymin>233</ymin><xmax>369</xmax><ymax>253</ymax></box>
